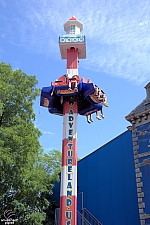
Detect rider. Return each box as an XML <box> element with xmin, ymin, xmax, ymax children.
<box><xmin>67</xmin><ymin>74</ymin><xmax>80</xmax><ymax>91</ymax></box>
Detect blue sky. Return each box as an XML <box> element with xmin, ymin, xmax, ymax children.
<box><xmin>0</xmin><ymin>0</ymin><xmax>149</xmax><ymax>158</ymax></box>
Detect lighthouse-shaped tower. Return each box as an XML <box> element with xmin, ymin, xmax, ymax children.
<box><xmin>59</xmin><ymin>16</ymin><xmax>86</xmax><ymax>77</ymax></box>
<box><xmin>59</xmin><ymin>16</ymin><xmax>85</xmax><ymax>225</ymax></box>
<box><xmin>40</xmin><ymin>16</ymin><xmax>108</xmax><ymax>225</ymax></box>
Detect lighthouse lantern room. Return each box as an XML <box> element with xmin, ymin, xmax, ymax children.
<box><xmin>59</xmin><ymin>16</ymin><xmax>86</xmax><ymax>60</ymax></box>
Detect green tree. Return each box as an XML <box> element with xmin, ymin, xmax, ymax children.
<box><xmin>0</xmin><ymin>63</ymin><xmax>61</xmax><ymax>224</ymax></box>
<box><xmin>42</xmin><ymin>150</ymin><xmax>61</xmax><ymax>225</ymax></box>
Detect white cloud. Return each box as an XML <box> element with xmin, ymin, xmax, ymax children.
<box><xmin>0</xmin><ymin>0</ymin><xmax>150</xmax><ymax>84</ymax></box>
<box><xmin>33</xmin><ymin>121</ymin><xmax>55</xmax><ymax>135</ymax></box>
<box><xmin>43</xmin><ymin>131</ymin><xmax>56</xmax><ymax>135</ymax></box>
<box><xmin>34</xmin><ymin>120</ymin><xmax>42</xmax><ymax>128</ymax></box>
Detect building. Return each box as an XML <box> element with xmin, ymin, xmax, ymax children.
<box><xmin>125</xmin><ymin>82</ymin><xmax>150</xmax><ymax>225</ymax></box>
<box><xmin>52</xmin><ymin>84</ymin><xmax>150</xmax><ymax>225</ymax></box>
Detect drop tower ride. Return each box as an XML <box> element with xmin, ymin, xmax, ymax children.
<box><xmin>40</xmin><ymin>16</ymin><xmax>108</xmax><ymax>225</ymax></box>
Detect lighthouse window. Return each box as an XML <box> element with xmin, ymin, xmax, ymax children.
<box><xmin>66</xmin><ymin>25</ymin><xmax>75</xmax><ymax>34</ymax></box>
<box><xmin>70</xmin><ymin>25</ymin><xmax>75</xmax><ymax>34</ymax></box>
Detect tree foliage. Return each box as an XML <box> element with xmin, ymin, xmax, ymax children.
<box><xmin>0</xmin><ymin>63</ymin><xmax>61</xmax><ymax>224</ymax></box>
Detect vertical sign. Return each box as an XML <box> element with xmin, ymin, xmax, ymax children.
<box><xmin>60</xmin><ymin>102</ymin><xmax>78</xmax><ymax>225</ymax></box>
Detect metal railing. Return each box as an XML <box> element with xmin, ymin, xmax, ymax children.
<box><xmin>54</xmin><ymin>208</ymin><xmax>59</xmax><ymax>225</ymax></box>
<box><xmin>77</xmin><ymin>211</ymin><xmax>91</xmax><ymax>225</ymax></box>
<box><xmin>83</xmin><ymin>208</ymin><xmax>103</xmax><ymax>225</ymax></box>
<box><xmin>54</xmin><ymin>208</ymin><xmax>103</xmax><ymax>225</ymax></box>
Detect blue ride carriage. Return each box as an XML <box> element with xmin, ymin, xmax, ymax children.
<box><xmin>40</xmin><ymin>75</ymin><xmax>108</xmax><ymax>122</ymax></box>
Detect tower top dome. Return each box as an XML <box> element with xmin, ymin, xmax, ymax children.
<box><xmin>69</xmin><ymin>15</ymin><xmax>77</xmax><ymax>20</ymax></box>
<box><xmin>64</xmin><ymin>16</ymin><xmax>83</xmax><ymax>33</ymax></box>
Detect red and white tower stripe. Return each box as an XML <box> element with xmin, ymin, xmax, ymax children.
<box><xmin>59</xmin><ymin>16</ymin><xmax>86</xmax><ymax>225</ymax></box>
<box><xmin>60</xmin><ymin>102</ymin><xmax>78</xmax><ymax>225</ymax></box>
<box><xmin>67</xmin><ymin>48</ymin><xmax>78</xmax><ymax>77</ymax></box>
